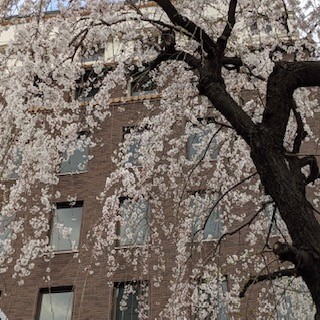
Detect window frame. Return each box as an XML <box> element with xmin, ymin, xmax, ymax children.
<box><xmin>50</xmin><ymin>201</ymin><xmax>83</xmax><ymax>253</ymax></box>
<box><xmin>36</xmin><ymin>286</ymin><xmax>74</xmax><ymax>320</ymax></box>
<box><xmin>59</xmin><ymin>131</ymin><xmax>89</xmax><ymax>175</ymax></box>
<box><xmin>123</xmin><ymin>126</ymin><xmax>151</xmax><ymax>167</ymax></box>
<box><xmin>187</xmin><ymin>117</ymin><xmax>219</xmax><ymax>162</ymax></box>
<box><xmin>192</xmin><ymin>276</ymin><xmax>228</xmax><ymax>320</ymax></box>
<box><xmin>117</xmin><ymin>197</ymin><xmax>150</xmax><ymax>248</ymax></box>
<box><xmin>128</xmin><ymin>71</ymin><xmax>156</xmax><ymax>97</ymax></box>
<box><xmin>190</xmin><ymin>190</ymin><xmax>222</xmax><ymax>241</ymax></box>
<box><xmin>112</xmin><ymin>281</ymin><xmax>149</xmax><ymax>320</ymax></box>
<box><xmin>75</xmin><ymin>67</ymin><xmax>109</xmax><ymax>102</ymax></box>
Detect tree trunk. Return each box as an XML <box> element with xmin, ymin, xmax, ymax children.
<box><xmin>250</xmin><ymin>127</ymin><xmax>320</xmax><ymax>317</ymax></box>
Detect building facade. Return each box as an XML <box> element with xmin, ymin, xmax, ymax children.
<box><xmin>0</xmin><ymin>1</ymin><xmax>318</xmax><ymax>319</ymax></box>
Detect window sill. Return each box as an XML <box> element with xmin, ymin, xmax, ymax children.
<box><xmin>109</xmin><ymin>93</ymin><xmax>161</xmax><ymax>104</ymax></box>
<box><xmin>189</xmin><ymin>238</ymin><xmax>220</xmax><ymax>243</ymax></box>
<box><xmin>52</xmin><ymin>250</ymin><xmax>79</xmax><ymax>255</ymax></box>
<box><xmin>114</xmin><ymin>244</ymin><xmax>149</xmax><ymax>250</ymax></box>
<box><xmin>57</xmin><ymin>170</ymin><xmax>87</xmax><ymax>176</ymax></box>
<box><xmin>187</xmin><ymin>157</ymin><xmax>218</xmax><ymax>163</ymax></box>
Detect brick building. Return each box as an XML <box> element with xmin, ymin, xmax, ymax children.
<box><xmin>0</xmin><ymin>1</ymin><xmax>318</xmax><ymax>319</ymax></box>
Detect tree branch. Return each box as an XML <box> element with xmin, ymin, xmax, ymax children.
<box><xmin>195</xmin><ymin>172</ymin><xmax>259</xmax><ymax>238</ymax></box>
<box><xmin>299</xmin><ymin>155</ymin><xmax>320</xmax><ymax>185</ymax></box>
<box><xmin>146</xmin><ymin>49</ymin><xmax>201</xmax><ymax>71</ymax></box>
<box><xmin>153</xmin><ymin>0</ymin><xmax>219</xmax><ymax>56</ymax></box>
<box><xmin>292</xmin><ymin>101</ymin><xmax>307</xmax><ymax>154</ymax></box>
<box><xmin>197</xmin><ymin>79</ymin><xmax>256</xmax><ymax>143</ymax></box>
<box><xmin>239</xmin><ymin>268</ymin><xmax>297</xmax><ymax>298</ymax></box>
<box><xmin>217</xmin><ymin>0</ymin><xmax>237</xmax><ymax>52</ymax></box>
<box><xmin>273</xmin><ymin>242</ymin><xmax>314</xmax><ymax>270</ymax></box>
<box><xmin>205</xmin><ymin>172</ymin><xmax>258</xmax><ymax>229</ymax></box>
<box><xmin>263</xmin><ymin>61</ymin><xmax>320</xmax><ymax>144</ymax></box>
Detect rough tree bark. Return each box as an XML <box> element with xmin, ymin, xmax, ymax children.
<box><xmin>153</xmin><ymin>0</ymin><xmax>320</xmax><ymax>317</ymax></box>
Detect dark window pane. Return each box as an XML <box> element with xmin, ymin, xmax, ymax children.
<box><xmin>114</xmin><ymin>282</ymin><xmax>148</xmax><ymax>320</ymax></box>
<box><xmin>75</xmin><ymin>68</ymin><xmax>107</xmax><ymax>101</ymax></box>
<box><xmin>130</xmin><ymin>73</ymin><xmax>156</xmax><ymax>96</ymax></box>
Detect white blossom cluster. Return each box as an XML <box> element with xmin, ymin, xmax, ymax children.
<box><xmin>0</xmin><ymin>0</ymin><xmax>318</xmax><ymax>318</ymax></box>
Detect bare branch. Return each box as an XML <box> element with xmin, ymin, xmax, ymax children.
<box><xmin>195</xmin><ymin>172</ymin><xmax>258</xmax><ymax>238</ymax></box>
<box><xmin>292</xmin><ymin>101</ymin><xmax>307</xmax><ymax>154</ymax></box>
<box><xmin>215</xmin><ymin>205</ymin><xmax>262</xmax><ymax>242</ymax></box>
<box><xmin>263</xmin><ymin>61</ymin><xmax>320</xmax><ymax>144</ymax></box>
<box><xmin>242</xmin><ymin>62</ymin><xmax>267</xmax><ymax>81</ymax></box>
<box><xmin>222</xmin><ymin>56</ymin><xmax>243</xmax><ymax>71</ymax></box>
<box><xmin>264</xmin><ymin>204</ymin><xmax>277</xmax><ymax>249</ymax></box>
<box><xmin>239</xmin><ymin>268</ymin><xmax>297</xmax><ymax>298</ymax></box>
<box><xmin>147</xmin><ymin>49</ymin><xmax>201</xmax><ymax>70</ymax></box>
<box><xmin>218</xmin><ymin>0</ymin><xmax>237</xmax><ymax>52</ymax></box>
<box><xmin>202</xmin><ymin>203</ymin><xmax>266</xmax><ymax>266</ymax></box>
<box><xmin>154</xmin><ymin>0</ymin><xmax>219</xmax><ymax>56</ymax></box>
<box><xmin>300</xmin><ymin>155</ymin><xmax>320</xmax><ymax>185</ymax></box>
<box><xmin>208</xmin><ymin>172</ymin><xmax>258</xmax><ymax>227</ymax></box>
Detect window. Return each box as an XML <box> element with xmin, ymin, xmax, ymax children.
<box><xmin>123</xmin><ymin>127</ymin><xmax>149</xmax><ymax>167</ymax></box>
<box><xmin>75</xmin><ymin>68</ymin><xmax>107</xmax><ymax>101</ymax></box>
<box><xmin>190</xmin><ymin>191</ymin><xmax>222</xmax><ymax>240</ymax></box>
<box><xmin>9</xmin><ymin>148</ymin><xmax>22</xmax><ymax>180</ymax></box>
<box><xmin>250</xmin><ymin>17</ymin><xmax>272</xmax><ymax>34</ymax></box>
<box><xmin>276</xmin><ymin>292</ymin><xmax>293</xmax><ymax>320</ymax></box>
<box><xmin>113</xmin><ymin>281</ymin><xmax>148</xmax><ymax>320</ymax></box>
<box><xmin>123</xmin><ymin>127</ymin><xmax>141</xmax><ymax>166</ymax></box>
<box><xmin>273</xmin><ymin>280</ymin><xmax>294</xmax><ymax>320</ymax></box>
<box><xmin>0</xmin><ymin>308</ymin><xmax>7</xmax><ymax>320</ymax></box>
<box><xmin>129</xmin><ymin>72</ymin><xmax>156</xmax><ymax>96</ymax></box>
<box><xmin>188</xmin><ymin>118</ymin><xmax>218</xmax><ymax>161</ymax></box>
<box><xmin>82</xmin><ymin>46</ymin><xmax>105</xmax><ymax>63</ymax></box>
<box><xmin>192</xmin><ymin>277</ymin><xmax>228</xmax><ymax>320</ymax></box>
<box><xmin>118</xmin><ymin>198</ymin><xmax>149</xmax><ymax>247</ymax></box>
<box><xmin>50</xmin><ymin>202</ymin><xmax>83</xmax><ymax>252</ymax></box>
<box><xmin>60</xmin><ymin>132</ymin><xmax>88</xmax><ymax>174</ymax></box>
<box><xmin>0</xmin><ymin>215</ymin><xmax>15</xmax><ymax>254</ymax></box>
<box><xmin>264</xmin><ymin>204</ymin><xmax>281</xmax><ymax>236</ymax></box>
<box><xmin>45</xmin><ymin>0</ymin><xmax>86</xmax><ymax>12</ymax></box>
<box><xmin>37</xmin><ymin>286</ymin><xmax>73</xmax><ymax>320</ymax></box>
